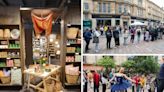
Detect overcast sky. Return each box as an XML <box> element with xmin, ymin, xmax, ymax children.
<box><xmin>149</xmin><ymin>0</ymin><xmax>164</xmax><ymax>8</ymax></box>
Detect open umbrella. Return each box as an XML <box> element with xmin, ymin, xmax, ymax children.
<box><xmin>130</xmin><ymin>21</ymin><xmax>146</xmax><ymax>26</ymax></box>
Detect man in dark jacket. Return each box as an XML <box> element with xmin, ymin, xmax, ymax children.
<box><xmin>113</xmin><ymin>27</ymin><xmax>120</xmax><ymax>47</ymax></box>
<box><xmin>157</xmin><ymin>56</ymin><xmax>164</xmax><ymax>92</ymax></box>
<box><xmin>84</xmin><ymin>29</ymin><xmax>92</xmax><ymax>53</ymax></box>
<box><xmin>105</xmin><ymin>27</ymin><xmax>112</xmax><ymax>49</ymax></box>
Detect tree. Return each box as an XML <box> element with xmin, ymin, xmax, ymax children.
<box><xmin>121</xmin><ymin>60</ymin><xmax>135</xmax><ymax>73</ymax></box>
<box><xmin>96</xmin><ymin>56</ymin><xmax>116</xmax><ymax>74</ymax></box>
<box><xmin>122</xmin><ymin>56</ymin><xmax>160</xmax><ymax>75</ymax></box>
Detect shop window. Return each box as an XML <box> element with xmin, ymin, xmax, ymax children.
<box><xmin>84</xmin><ymin>3</ymin><xmax>89</xmax><ymax>11</ymax></box>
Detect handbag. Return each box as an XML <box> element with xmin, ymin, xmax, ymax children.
<box><xmin>93</xmin><ymin>36</ymin><xmax>99</xmax><ymax>43</ymax></box>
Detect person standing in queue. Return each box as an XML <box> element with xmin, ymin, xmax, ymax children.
<box><xmin>113</xmin><ymin>26</ymin><xmax>120</xmax><ymax>47</ymax></box>
<box><xmin>130</xmin><ymin>27</ymin><xmax>136</xmax><ymax>44</ymax></box>
<box><xmin>105</xmin><ymin>26</ymin><xmax>112</xmax><ymax>49</ymax></box>
<box><xmin>93</xmin><ymin>28</ymin><xmax>100</xmax><ymax>53</ymax></box>
<box><xmin>157</xmin><ymin>56</ymin><xmax>164</xmax><ymax>92</ymax></box>
<box><xmin>84</xmin><ymin>29</ymin><xmax>92</xmax><ymax>53</ymax></box>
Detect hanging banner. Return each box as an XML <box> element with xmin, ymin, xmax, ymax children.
<box><xmin>31</xmin><ymin>10</ymin><xmax>53</xmax><ymax>37</ymax></box>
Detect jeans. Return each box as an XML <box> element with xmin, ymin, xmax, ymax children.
<box><xmin>131</xmin><ymin>35</ymin><xmax>135</xmax><ymax>43</ymax></box>
<box><xmin>157</xmin><ymin>79</ymin><xmax>164</xmax><ymax>92</ymax></box>
<box><xmin>124</xmin><ymin>37</ymin><xmax>128</xmax><ymax>45</ymax></box>
<box><xmin>102</xmin><ymin>84</ymin><xmax>106</xmax><ymax>92</ymax></box>
<box><xmin>95</xmin><ymin>43</ymin><xmax>99</xmax><ymax>52</ymax></box>
<box><xmin>83</xmin><ymin>82</ymin><xmax>87</xmax><ymax>92</ymax></box>
<box><xmin>106</xmin><ymin>37</ymin><xmax>112</xmax><ymax>48</ymax></box>
<box><xmin>137</xmin><ymin>35</ymin><xmax>140</xmax><ymax>43</ymax></box>
<box><xmin>85</xmin><ymin>40</ymin><xmax>90</xmax><ymax>52</ymax></box>
<box><xmin>94</xmin><ymin>83</ymin><xmax>99</xmax><ymax>92</ymax></box>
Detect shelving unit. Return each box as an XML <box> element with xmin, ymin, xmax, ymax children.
<box><xmin>0</xmin><ymin>25</ymin><xmax>22</xmax><ymax>86</ymax></box>
<box><xmin>64</xmin><ymin>24</ymin><xmax>81</xmax><ymax>88</ymax></box>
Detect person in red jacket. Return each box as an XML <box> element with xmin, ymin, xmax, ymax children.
<box><xmin>93</xmin><ymin>70</ymin><xmax>100</xmax><ymax>92</ymax></box>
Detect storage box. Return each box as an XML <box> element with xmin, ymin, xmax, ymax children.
<box><xmin>14</xmin><ymin>59</ymin><xmax>21</xmax><ymax>67</ymax></box>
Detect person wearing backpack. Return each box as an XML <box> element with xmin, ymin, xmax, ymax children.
<box><xmin>105</xmin><ymin>26</ymin><xmax>112</xmax><ymax>49</ymax></box>
<box><xmin>83</xmin><ymin>29</ymin><xmax>92</xmax><ymax>53</ymax></box>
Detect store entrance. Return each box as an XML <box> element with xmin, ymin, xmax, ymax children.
<box><xmin>105</xmin><ymin>20</ymin><xmax>111</xmax><ymax>25</ymax></box>
<box><xmin>123</xmin><ymin>21</ymin><xmax>128</xmax><ymax>26</ymax></box>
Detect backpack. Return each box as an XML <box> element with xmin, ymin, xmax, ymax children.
<box><xmin>106</xmin><ymin>31</ymin><xmax>112</xmax><ymax>37</ymax></box>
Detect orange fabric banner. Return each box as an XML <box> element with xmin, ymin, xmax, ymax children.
<box><xmin>31</xmin><ymin>13</ymin><xmax>53</xmax><ymax>37</ymax></box>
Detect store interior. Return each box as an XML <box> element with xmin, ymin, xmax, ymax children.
<box><xmin>0</xmin><ymin>0</ymin><xmax>81</xmax><ymax>92</ymax></box>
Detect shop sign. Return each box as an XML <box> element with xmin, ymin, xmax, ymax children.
<box><xmin>92</xmin><ymin>14</ymin><xmax>120</xmax><ymax>18</ymax></box>
<box><xmin>121</xmin><ymin>15</ymin><xmax>130</xmax><ymax>19</ymax></box>
<box><xmin>83</xmin><ymin>20</ymin><xmax>92</xmax><ymax>29</ymax></box>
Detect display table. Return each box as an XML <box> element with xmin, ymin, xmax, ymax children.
<box><xmin>24</xmin><ymin>64</ymin><xmax>61</xmax><ymax>92</ymax></box>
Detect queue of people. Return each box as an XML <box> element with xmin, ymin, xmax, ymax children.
<box><xmin>83</xmin><ymin>24</ymin><xmax>164</xmax><ymax>53</ymax></box>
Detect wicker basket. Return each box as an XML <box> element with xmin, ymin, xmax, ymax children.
<box><xmin>1</xmin><ymin>76</ymin><xmax>11</xmax><ymax>84</ymax></box>
<box><xmin>66</xmin><ymin>74</ymin><xmax>79</xmax><ymax>84</ymax></box>
<box><xmin>4</xmin><ymin>29</ymin><xmax>10</xmax><ymax>38</ymax></box>
<box><xmin>0</xmin><ymin>29</ymin><xmax>3</xmax><ymax>38</ymax></box>
<box><xmin>46</xmin><ymin>79</ymin><xmax>55</xmax><ymax>92</ymax></box>
<box><xmin>66</xmin><ymin>28</ymin><xmax>78</xmax><ymax>39</ymax></box>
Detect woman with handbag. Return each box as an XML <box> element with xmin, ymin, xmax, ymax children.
<box><xmin>93</xmin><ymin>28</ymin><xmax>100</xmax><ymax>53</ymax></box>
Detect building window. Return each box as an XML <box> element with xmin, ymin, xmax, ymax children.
<box><xmin>124</xmin><ymin>5</ymin><xmax>127</xmax><ymax>13</ymax></box>
<box><xmin>102</xmin><ymin>3</ymin><xmax>106</xmax><ymax>13</ymax></box>
<box><xmin>84</xmin><ymin>3</ymin><xmax>89</xmax><ymax>11</ymax></box>
<box><xmin>119</xmin><ymin>4</ymin><xmax>122</xmax><ymax>13</ymax></box>
<box><xmin>84</xmin><ymin>14</ymin><xmax>89</xmax><ymax>20</ymax></box>
<box><xmin>124</xmin><ymin>0</ymin><xmax>131</xmax><ymax>3</ymax></box>
<box><xmin>138</xmin><ymin>0</ymin><xmax>142</xmax><ymax>6</ymax></box>
<box><xmin>98</xmin><ymin>2</ymin><xmax>102</xmax><ymax>12</ymax></box>
<box><xmin>108</xmin><ymin>3</ymin><xmax>110</xmax><ymax>13</ymax></box>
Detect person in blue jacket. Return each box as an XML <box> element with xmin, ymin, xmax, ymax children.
<box><xmin>157</xmin><ymin>56</ymin><xmax>164</xmax><ymax>92</ymax></box>
<box><xmin>83</xmin><ymin>29</ymin><xmax>92</xmax><ymax>53</ymax></box>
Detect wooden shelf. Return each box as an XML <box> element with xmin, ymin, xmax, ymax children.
<box><xmin>0</xmin><ymin>57</ymin><xmax>20</xmax><ymax>59</ymax></box>
<box><xmin>66</xmin><ymin>43</ymin><xmax>81</xmax><ymax>46</ymax></box>
<box><xmin>0</xmin><ymin>38</ymin><xmax>20</xmax><ymax>41</ymax></box>
<box><xmin>0</xmin><ymin>83</ymin><xmax>21</xmax><ymax>86</ymax></box>
<box><xmin>0</xmin><ymin>48</ymin><xmax>20</xmax><ymax>50</ymax></box>
<box><xmin>66</xmin><ymin>62</ymin><xmax>81</xmax><ymax>63</ymax></box>
<box><xmin>66</xmin><ymin>53</ymin><xmax>81</xmax><ymax>56</ymax></box>
<box><xmin>67</xmin><ymin>38</ymin><xmax>81</xmax><ymax>40</ymax></box>
<box><xmin>65</xmin><ymin>83</ymin><xmax>81</xmax><ymax>86</ymax></box>
<box><xmin>0</xmin><ymin>66</ymin><xmax>21</xmax><ymax>68</ymax></box>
